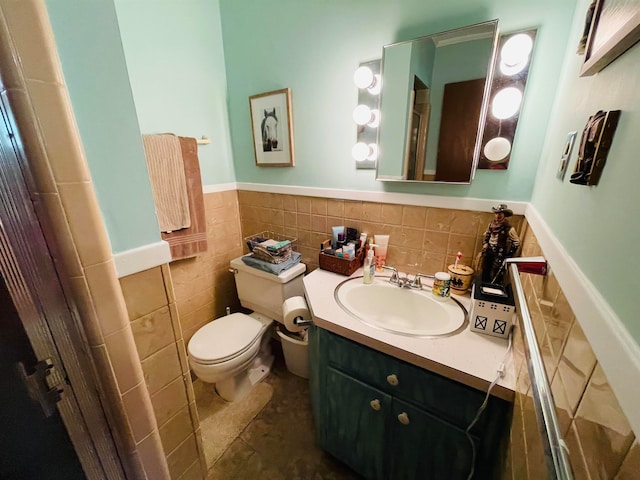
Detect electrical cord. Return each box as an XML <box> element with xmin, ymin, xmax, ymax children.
<box><xmin>465</xmin><ymin>326</ymin><xmax>513</xmax><ymax>480</ymax></box>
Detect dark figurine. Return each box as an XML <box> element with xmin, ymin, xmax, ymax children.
<box><xmin>480</xmin><ymin>204</ymin><xmax>520</xmax><ymax>285</ymax></box>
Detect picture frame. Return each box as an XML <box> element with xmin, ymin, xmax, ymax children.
<box><xmin>249</xmin><ymin>88</ymin><xmax>295</xmax><ymax>167</ymax></box>
<box><xmin>580</xmin><ymin>0</ymin><xmax>640</xmax><ymax>76</ymax></box>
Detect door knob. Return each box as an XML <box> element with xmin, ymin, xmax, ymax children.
<box><xmin>370</xmin><ymin>399</ymin><xmax>381</xmax><ymax>411</ymax></box>
<box><xmin>397</xmin><ymin>412</ymin><xmax>410</xmax><ymax>425</ymax></box>
<box><xmin>386</xmin><ymin>374</ymin><xmax>399</xmax><ymax>386</ymax></box>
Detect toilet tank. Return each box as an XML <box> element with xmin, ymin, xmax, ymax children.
<box><xmin>230</xmin><ymin>255</ymin><xmax>306</xmax><ymax>323</ymax></box>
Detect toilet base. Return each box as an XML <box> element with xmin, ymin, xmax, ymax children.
<box><xmin>215</xmin><ymin>342</ymin><xmax>274</xmax><ymax>402</ymax></box>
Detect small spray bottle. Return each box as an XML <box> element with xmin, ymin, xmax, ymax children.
<box><xmin>363</xmin><ymin>242</ymin><xmax>376</xmax><ymax>284</ymax></box>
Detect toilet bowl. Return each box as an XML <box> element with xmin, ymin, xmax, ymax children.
<box><xmin>188</xmin><ymin>312</ymin><xmax>273</xmax><ymax>401</ymax></box>
<box><xmin>188</xmin><ymin>254</ymin><xmax>306</xmax><ymax>402</ymax></box>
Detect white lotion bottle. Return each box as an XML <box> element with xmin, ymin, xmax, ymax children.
<box><xmin>363</xmin><ymin>248</ymin><xmax>375</xmax><ymax>284</ymax></box>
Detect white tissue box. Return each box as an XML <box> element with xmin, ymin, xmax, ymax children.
<box><xmin>468</xmin><ymin>280</ymin><xmax>516</xmax><ymax>339</ymax></box>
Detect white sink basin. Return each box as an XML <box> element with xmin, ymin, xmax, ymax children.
<box><xmin>334</xmin><ymin>277</ymin><xmax>467</xmax><ymax>336</ymax></box>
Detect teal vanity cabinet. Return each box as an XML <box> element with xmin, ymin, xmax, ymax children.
<box><xmin>309</xmin><ymin>326</ymin><xmax>511</xmax><ymax>480</ymax></box>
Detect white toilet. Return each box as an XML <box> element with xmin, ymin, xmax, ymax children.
<box><xmin>187</xmin><ymin>255</ymin><xmax>306</xmax><ymax>401</ymax></box>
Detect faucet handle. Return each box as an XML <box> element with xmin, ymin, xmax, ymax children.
<box><xmin>410</xmin><ymin>273</ymin><xmax>434</xmax><ymax>289</ymax></box>
<box><xmin>381</xmin><ymin>265</ymin><xmax>399</xmax><ymax>284</ymax></box>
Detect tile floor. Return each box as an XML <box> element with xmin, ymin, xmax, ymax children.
<box><xmin>200</xmin><ymin>341</ymin><xmax>363</xmax><ymax>479</ymax></box>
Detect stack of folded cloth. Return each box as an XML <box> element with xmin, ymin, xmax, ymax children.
<box><xmin>252</xmin><ymin>239</ymin><xmax>292</xmax><ymax>264</ymax></box>
<box><xmin>242</xmin><ymin>238</ymin><xmax>301</xmax><ymax>275</ymax></box>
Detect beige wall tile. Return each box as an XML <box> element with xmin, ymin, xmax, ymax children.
<box><xmin>39</xmin><ymin>193</ymin><xmax>83</xmax><ymax>276</ymax></box>
<box><xmin>0</xmin><ymin>0</ymin><xmax>63</xmax><ymax>84</ymax></box>
<box><xmin>26</xmin><ymin>80</ymin><xmax>90</xmax><ymax>184</ymax></box>
<box><xmin>137</xmin><ymin>430</ymin><xmax>171</xmax><ymax>480</ymax></box>
<box><xmin>344</xmin><ymin>200</ymin><xmax>363</xmax><ymax>220</ymax></box>
<box><xmin>120</xmin><ymin>266</ymin><xmax>168</xmax><ymax>320</ymax></box>
<box><xmin>167</xmin><ymin>434</ymin><xmax>199</xmax><ymax>480</ymax></box>
<box><xmin>297</xmin><ymin>212</ymin><xmax>311</xmax><ymax>231</ymax></box>
<box><xmin>556</xmin><ymin>321</ymin><xmax>597</xmax><ymax>414</ymax></box>
<box><xmin>130</xmin><ymin>306</ymin><xmax>175</xmax><ymax>360</ymax></box>
<box><xmin>122</xmin><ymin>382</ymin><xmax>157</xmax><ymax>443</ymax></box>
<box><xmin>362</xmin><ymin>202</ymin><xmax>382</xmax><ymax>222</ymax></box>
<box><xmin>104</xmin><ymin>327</ymin><xmax>145</xmax><ymax>394</ymax></box>
<box><xmin>311</xmin><ymin>214</ymin><xmax>327</xmax><ymax>234</ymax></box>
<box><xmin>177</xmin><ymin>459</ymin><xmax>203</xmax><ymax>480</ymax></box>
<box><xmin>310</xmin><ymin>197</ymin><xmax>327</xmax><ymax>215</ymax></box>
<box><xmin>426</xmin><ymin>208</ymin><xmax>453</xmax><ymax>232</ymax></box>
<box><xmin>616</xmin><ymin>442</ymin><xmax>640</xmax><ymax>479</ymax></box>
<box><xmin>152</xmin><ymin>376</ymin><xmax>190</xmax><ymax>426</ymax></box>
<box><xmin>565</xmin><ymin>422</ymin><xmax>593</xmax><ymax>480</ymax></box>
<box><xmin>159</xmin><ymin>406</ymin><xmax>194</xmax><ymax>456</ymax></box>
<box><xmin>142</xmin><ymin>342</ymin><xmax>183</xmax><ymax>395</ymax></box>
<box><xmin>402</xmin><ymin>205</ymin><xmax>426</xmax><ymax>228</ymax></box>
<box><xmin>446</xmin><ymin>233</ymin><xmax>475</xmax><ymax>257</ymax></box>
<box><xmin>327</xmin><ymin>198</ymin><xmax>344</xmax><ymax>217</ymax></box>
<box><xmin>450</xmin><ymin>210</ymin><xmax>483</xmax><ymax>236</ymax></box>
<box><xmin>550</xmin><ymin>372</ymin><xmax>572</xmax><ymax>437</ymax></box>
<box><xmin>282</xmin><ymin>194</ymin><xmax>296</xmax><ymax>212</ymax></box>
<box><xmin>68</xmin><ymin>275</ymin><xmax>103</xmax><ymax>346</ymax></box>
<box><xmin>422</xmin><ymin>230</ymin><xmax>448</xmax><ymax>254</ymax></box>
<box><xmin>381</xmin><ymin>203</ymin><xmax>403</xmax><ymax>225</ymax></box>
<box><xmin>1</xmin><ymin>89</ymin><xmax>58</xmax><ymax>194</ymax></box>
<box><xmin>0</xmin><ymin>15</ymin><xmax>22</xmax><ymax>90</ymax></box>
<box><xmin>84</xmin><ymin>260</ymin><xmax>130</xmax><ymax>336</ymax></box>
<box><xmin>57</xmin><ymin>182</ymin><xmax>112</xmax><ymax>266</ymax></box>
<box><xmin>574</xmin><ymin>363</ymin><xmax>635</xmax><ymax>479</ymax></box>
<box><xmin>296</xmin><ymin>196</ymin><xmax>311</xmax><ymax>213</ymax></box>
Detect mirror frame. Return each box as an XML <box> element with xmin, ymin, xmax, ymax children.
<box><xmin>376</xmin><ymin>19</ymin><xmax>499</xmax><ymax>184</ymax></box>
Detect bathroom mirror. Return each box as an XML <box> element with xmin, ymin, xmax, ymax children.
<box><xmin>376</xmin><ymin>20</ymin><xmax>499</xmax><ymax>184</ymax></box>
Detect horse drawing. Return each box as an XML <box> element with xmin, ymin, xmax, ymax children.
<box><xmin>261</xmin><ymin>108</ymin><xmax>279</xmax><ymax>152</ymax></box>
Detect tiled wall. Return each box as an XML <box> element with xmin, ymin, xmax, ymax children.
<box><xmin>0</xmin><ymin>2</ymin><xmax>170</xmax><ymax>478</ymax></box>
<box><xmin>504</xmin><ymin>226</ymin><xmax>639</xmax><ymax>479</ymax></box>
<box><xmin>119</xmin><ymin>265</ymin><xmax>207</xmax><ymax>480</ymax></box>
<box><xmin>237</xmin><ymin>190</ymin><xmax>524</xmax><ymax>276</ymax></box>
<box><xmin>169</xmin><ymin>190</ymin><xmax>245</xmax><ymax>345</ymax></box>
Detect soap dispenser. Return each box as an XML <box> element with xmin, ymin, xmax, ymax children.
<box><xmin>363</xmin><ymin>245</ymin><xmax>376</xmax><ymax>284</ymax></box>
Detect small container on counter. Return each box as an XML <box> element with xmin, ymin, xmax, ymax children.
<box><xmin>447</xmin><ymin>264</ymin><xmax>474</xmax><ymax>294</ymax></box>
<box><xmin>432</xmin><ymin>272</ymin><xmax>451</xmax><ymax>299</ymax></box>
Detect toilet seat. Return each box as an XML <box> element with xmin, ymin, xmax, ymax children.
<box><xmin>188</xmin><ymin>313</ymin><xmax>266</xmax><ymax>365</ymax></box>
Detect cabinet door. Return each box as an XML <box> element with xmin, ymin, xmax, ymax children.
<box><xmin>388</xmin><ymin>398</ymin><xmax>478</xmax><ymax>480</ymax></box>
<box><xmin>324</xmin><ymin>367</ymin><xmax>390</xmax><ymax>480</ymax></box>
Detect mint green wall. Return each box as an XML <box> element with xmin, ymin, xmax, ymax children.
<box><xmin>45</xmin><ymin>0</ymin><xmax>160</xmax><ymax>254</ymax></box>
<box><xmin>531</xmin><ymin>0</ymin><xmax>640</xmax><ymax>341</ymax></box>
<box><xmin>114</xmin><ymin>0</ymin><xmax>236</xmax><ymax>185</ymax></box>
<box><xmin>219</xmin><ymin>0</ymin><xmax>577</xmax><ymax>200</ymax></box>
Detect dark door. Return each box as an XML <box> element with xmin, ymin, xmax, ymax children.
<box><xmin>435</xmin><ymin>78</ymin><xmax>485</xmax><ymax>182</ymax></box>
<box><xmin>0</xmin><ymin>275</ymin><xmax>85</xmax><ymax>480</ymax></box>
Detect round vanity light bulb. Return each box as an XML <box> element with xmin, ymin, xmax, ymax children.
<box><xmin>368</xmin><ymin>109</ymin><xmax>381</xmax><ymax>128</ymax></box>
<box><xmin>353</xmin><ymin>104</ymin><xmax>373</xmax><ymax>125</ymax></box>
<box><xmin>368</xmin><ymin>74</ymin><xmax>382</xmax><ymax>95</ymax></box>
<box><xmin>366</xmin><ymin>143</ymin><xmax>379</xmax><ymax>161</ymax></box>
<box><xmin>484</xmin><ymin>137</ymin><xmax>512</xmax><ymax>162</ymax></box>
<box><xmin>491</xmin><ymin>87</ymin><xmax>522</xmax><ymax>119</ymax></box>
<box><xmin>354</xmin><ymin>66</ymin><xmax>375</xmax><ymax>89</ymax></box>
<box><xmin>500</xmin><ymin>33</ymin><xmax>533</xmax><ymax>75</ymax></box>
<box><xmin>352</xmin><ymin>142</ymin><xmax>370</xmax><ymax>161</ymax></box>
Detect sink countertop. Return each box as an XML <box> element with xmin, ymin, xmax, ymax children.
<box><xmin>303</xmin><ymin>268</ymin><xmax>516</xmax><ymax>401</ymax></box>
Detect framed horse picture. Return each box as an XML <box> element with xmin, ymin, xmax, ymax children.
<box><xmin>249</xmin><ymin>88</ymin><xmax>295</xmax><ymax>166</ymax></box>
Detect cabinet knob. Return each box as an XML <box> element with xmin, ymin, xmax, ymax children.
<box><xmin>397</xmin><ymin>412</ymin><xmax>410</xmax><ymax>425</ymax></box>
<box><xmin>386</xmin><ymin>374</ymin><xmax>399</xmax><ymax>386</ymax></box>
<box><xmin>369</xmin><ymin>399</ymin><xmax>381</xmax><ymax>411</ymax></box>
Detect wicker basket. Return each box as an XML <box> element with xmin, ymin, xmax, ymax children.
<box><xmin>319</xmin><ymin>247</ymin><xmax>365</xmax><ymax>276</ymax></box>
<box><xmin>244</xmin><ymin>231</ymin><xmax>298</xmax><ymax>253</ymax></box>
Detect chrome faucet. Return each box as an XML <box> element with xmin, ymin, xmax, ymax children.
<box><xmin>408</xmin><ymin>273</ymin><xmax>435</xmax><ymax>289</ymax></box>
<box><xmin>381</xmin><ymin>266</ymin><xmax>424</xmax><ymax>289</ymax></box>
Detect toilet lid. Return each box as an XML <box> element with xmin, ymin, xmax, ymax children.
<box><xmin>188</xmin><ymin>313</ymin><xmax>265</xmax><ymax>364</ymax></box>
